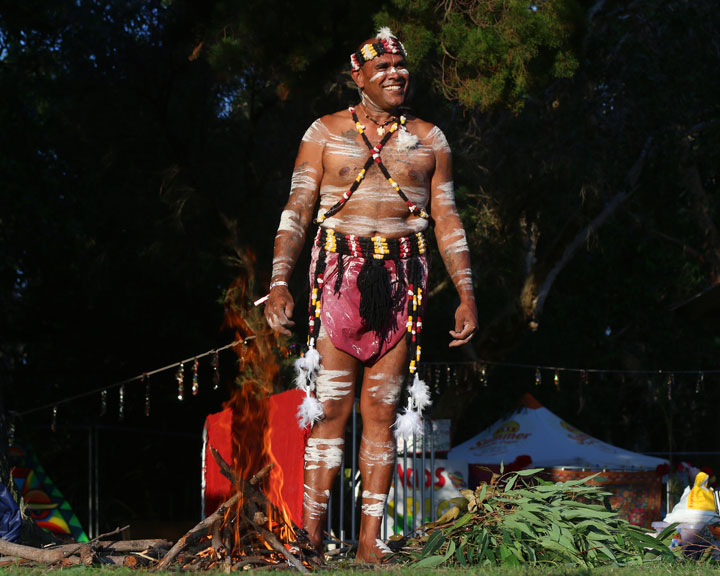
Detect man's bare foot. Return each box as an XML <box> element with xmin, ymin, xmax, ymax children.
<box><xmin>355</xmin><ymin>538</ymin><xmax>392</xmax><ymax>564</ymax></box>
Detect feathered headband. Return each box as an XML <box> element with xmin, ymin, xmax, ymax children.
<box><xmin>350</xmin><ymin>27</ymin><xmax>408</xmax><ymax>71</ymax></box>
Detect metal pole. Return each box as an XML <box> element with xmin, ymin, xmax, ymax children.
<box><xmin>393</xmin><ymin>444</ymin><xmax>398</xmax><ymax>536</ymax></box>
<box><xmin>351</xmin><ymin>400</ymin><xmax>357</xmax><ymax>541</ymax></box>
<box><xmin>200</xmin><ymin>425</ymin><xmax>208</xmax><ymax>520</ymax></box>
<box><xmin>94</xmin><ymin>426</ymin><xmax>100</xmax><ymax>537</ymax></box>
<box><xmin>430</xmin><ymin>421</ymin><xmax>436</xmax><ymax>521</ymax></box>
<box><xmin>339</xmin><ymin>442</ymin><xmax>345</xmax><ymax>543</ymax></box>
<box><xmin>327</xmin><ymin>484</ymin><xmax>333</xmax><ymax>544</ymax></box>
<box><xmin>411</xmin><ymin>433</ymin><xmax>417</xmax><ymax>533</ymax></box>
<box><xmin>88</xmin><ymin>425</ymin><xmax>94</xmax><ymax>539</ymax></box>
<box><xmin>402</xmin><ymin>439</ymin><xmax>408</xmax><ymax>535</ymax></box>
<box><xmin>421</xmin><ymin>422</ymin><xmax>426</xmax><ymax>525</ymax></box>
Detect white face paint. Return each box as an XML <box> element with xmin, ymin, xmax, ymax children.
<box><xmin>369</xmin><ymin>70</ymin><xmax>386</xmax><ymax>83</ymax></box>
<box><xmin>367</xmin><ymin>67</ymin><xmax>409</xmax><ymax>83</ymax></box>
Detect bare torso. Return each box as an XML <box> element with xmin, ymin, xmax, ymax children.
<box><xmin>304</xmin><ymin>109</ymin><xmax>449</xmax><ymax>238</ymax></box>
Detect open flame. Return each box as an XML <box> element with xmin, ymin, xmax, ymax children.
<box><xmin>219</xmin><ymin>251</ymin><xmax>297</xmax><ymax>554</ymax></box>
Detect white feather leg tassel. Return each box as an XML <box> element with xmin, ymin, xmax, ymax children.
<box><xmin>394</xmin><ymin>407</ymin><xmax>422</xmax><ymax>440</ymax></box>
<box><xmin>304</xmin><ymin>347</ymin><xmax>321</xmax><ymax>373</ymax></box>
<box><xmin>409</xmin><ymin>373</ymin><xmax>432</xmax><ymax>412</ymax></box>
<box><xmin>294</xmin><ymin>345</ymin><xmax>324</xmax><ymax>428</ymax></box>
<box><xmin>375</xmin><ymin>539</ymin><xmax>393</xmax><ymax>554</ymax></box>
<box><xmin>297</xmin><ymin>392</ymin><xmax>324</xmax><ymax>428</ymax></box>
<box><xmin>293</xmin><ymin>357</ymin><xmax>310</xmax><ymax>390</ymax></box>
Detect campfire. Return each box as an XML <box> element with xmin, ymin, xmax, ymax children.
<box><xmin>157</xmin><ymin>254</ymin><xmax>315</xmax><ymax>571</ymax></box>
<box><xmin>0</xmin><ymin>452</ymin><xmax>313</xmax><ymax>571</ymax></box>
<box><xmin>0</xmin><ymin>252</ymin><xmax>315</xmax><ymax>571</ymax></box>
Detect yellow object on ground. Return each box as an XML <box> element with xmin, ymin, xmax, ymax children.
<box><xmin>688</xmin><ymin>471</ymin><xmax>715</xmax><ymax>511</ymax></box>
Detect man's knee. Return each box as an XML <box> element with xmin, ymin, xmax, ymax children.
<box><xmin>320</xmin><ymin>396</ymin><xmax>354</xmax><ymax>422</ymax></box>
<box><xmin>360</xmin><ymin>399</ymin><xmax>397</xmax><ymax>428</ymax></box>
<box><xmin>361</xmin><ymin>371</ymin><xmax>403</xmax><ymax>425</ymax></box>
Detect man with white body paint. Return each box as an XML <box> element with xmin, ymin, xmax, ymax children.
<box><xmin>264</xmin><ymin>28</ymin><xmax>477</xmax><ymax>563</ymax></box>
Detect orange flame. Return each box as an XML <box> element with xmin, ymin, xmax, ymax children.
<box><xmin>221</xmin><ymin>251</ymin><xmax>296</xmax><ymax>550</ymax></box>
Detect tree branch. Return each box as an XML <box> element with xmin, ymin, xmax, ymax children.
<box><xmin>531</xmin><ymin>137</ymin><xmax>652</xmax><ymax>318</ymax></box>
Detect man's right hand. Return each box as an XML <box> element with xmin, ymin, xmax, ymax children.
<box><xmin>265</xmin><ymin>286</ymin><xmax>295</xmax><ymax>335</ymax></box>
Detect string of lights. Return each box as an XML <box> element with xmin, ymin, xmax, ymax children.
<box><xmin>9</xmin><ymin>342</ymin><xmax>715</xmax><ymax>443</ymax></box>
<box><xmin>13</xmin><ymin>337</ymin><xmax>254</xmax><ymax>421</ymax></box>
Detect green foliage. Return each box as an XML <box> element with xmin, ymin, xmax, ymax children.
<box><xmin>394</xmin><ymin>471</ymin><xmax>676</xmax><ymax>567</ymax></box>
<box><xmin>376</xmin><ymin>0</ymin><xmax>581</xmax><ymax>111</ymax></box>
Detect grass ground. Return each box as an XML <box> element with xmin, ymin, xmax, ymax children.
<box><xmin>2</xmin><ymin>563</ymin><xmax>720</xmax><ymax>575</ymax></box>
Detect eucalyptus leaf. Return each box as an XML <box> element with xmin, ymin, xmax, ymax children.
<box><xmin>414</xmin><ymin>555</ymin><xmax>448</xmax><ymax>568</ymax></box>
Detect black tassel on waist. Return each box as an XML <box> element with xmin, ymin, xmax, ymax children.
<box><xmin>357</xmin><ymin>258</ymin><xmax>393</xmax><ymax>332</ymax></box>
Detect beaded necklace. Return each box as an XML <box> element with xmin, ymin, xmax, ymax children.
<box><xmin>364</xmin><ymin>111</ymin><xmax>397</xmax><ymax>136</ymax></box>
<box><xmin>315</xmin><ymin>107</ymin><xmax>430</xmax><ymax>224</ymax></box>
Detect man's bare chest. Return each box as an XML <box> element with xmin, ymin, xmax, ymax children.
<box><xmin>321</xmin><ymin>130</ymin><xmax>435</xmax><ymax>191</ymax></box>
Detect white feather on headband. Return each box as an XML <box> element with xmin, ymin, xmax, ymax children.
<box><xmin>376</xmin><ymin>27</ymin><xmax>395</xmax><ymax>41</ymax></box>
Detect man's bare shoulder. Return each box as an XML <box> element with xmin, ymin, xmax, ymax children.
<box><xmin>405</xmin><ymin>114</ymin><xmax>452</xmax><ymax>153</ymax></box>
<box><xmin>316</xmin><ymin>109</ymin><xmax>353</xmax><ymax>133</ymax></box>
<box><xmin>302</xmin><ymin>110</ymin><xmax>352</xmax><ymax>144</ymax></box>
<box><xmin>404</xmin><ymin>113</ymin><xmax>434</xmax><ymax>138</ymax></box>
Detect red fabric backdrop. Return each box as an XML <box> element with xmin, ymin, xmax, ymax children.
<box><xmin>203</xmin><ymin>389</ymin><xmax>308</xmax><ymax>527</ymax></box>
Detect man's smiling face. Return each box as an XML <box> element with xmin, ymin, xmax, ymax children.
<box><xmin>353</xmin><ymin>53</ymin><xmax>409</xmax><ymax>112</ymax></box>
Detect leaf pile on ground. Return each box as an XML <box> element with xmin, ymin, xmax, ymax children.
<box><xmin>392</xmin><ymin>468</ymin><xmax>677</xmax><ymax>568</ymax></box>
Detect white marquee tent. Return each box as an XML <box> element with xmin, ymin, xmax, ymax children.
<box><xmin>448</xmin><ymin>393</ymin><xmax>667</xmax><ymax>470</ymax></box>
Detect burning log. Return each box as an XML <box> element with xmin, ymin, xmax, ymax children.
<box><xmin>155</xmin><ymin>461</ymin><xmax>278</xmax><ymax>570</ymax></box>
<box><xmin>155</xmin><ymin>448</ymin><xmax>313</xmax><ymax>572</ymax></box>
<box><xmin>209</xmin><ymin>446</ymin><xmax>313</xmax><ymax>553</ymax></box>
<box><xmin>210</xmin><ymin>447</ymin><xmax>310</xmax><ymax>574</ymax></box>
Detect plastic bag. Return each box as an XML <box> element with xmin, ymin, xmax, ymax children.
<box><xmin>0</xmin><ymin>482</ymin><xmax>22</xmax><ymax>542</ymax></box>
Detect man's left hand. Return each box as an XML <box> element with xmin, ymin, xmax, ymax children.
<box><xmin>449</xmin><ymin>301</ymin><xmax>478</xmax><ymax>347</ymax></box>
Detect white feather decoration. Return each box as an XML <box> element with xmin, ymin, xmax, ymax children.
<box><xmin>297</xmin><ymin>393</ymin><xmax>324</xmax><ymax>428</ymax></box>
<box><xmin>375</xmin><ymin>539</ymin><xmax>393</xmax><ymax>554</ymax></box>
<box><xmin>304</xmin><ymin>347</ymin><xmax>321</xmax><ymax>373</ymax></box>
<box><xmin>397</xmin><ymin>127</ymin><xmax>418</xmax><ymax>151</ymax></box>
<box><xmin>409</xmin><ymin>373</ymin><xmax>432</xmax><ymax>412</ymax></box>
<box><xmin>394</xmin><ymin>408</ymin><xmax>422</xmax><ymax>440</ymax></box>
<box><xmin>293</xmin><ymin>358</ymin><xmax>313</xmax><ymax>392</ymax></box>
<box><xmin>376</xmin><ymin>27</ymin><xmax>395</xmax><ymax>41</ymax></box>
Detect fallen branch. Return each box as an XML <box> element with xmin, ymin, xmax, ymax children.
<box><xmin>48</xmin><ymin>538</ymin><xmax>172</xmax><ymax>554</ymax></box>
<box><xmin>0</xmin><ymin>539</ymin><xmax>79</xmax><ymax>565</ymax></box>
